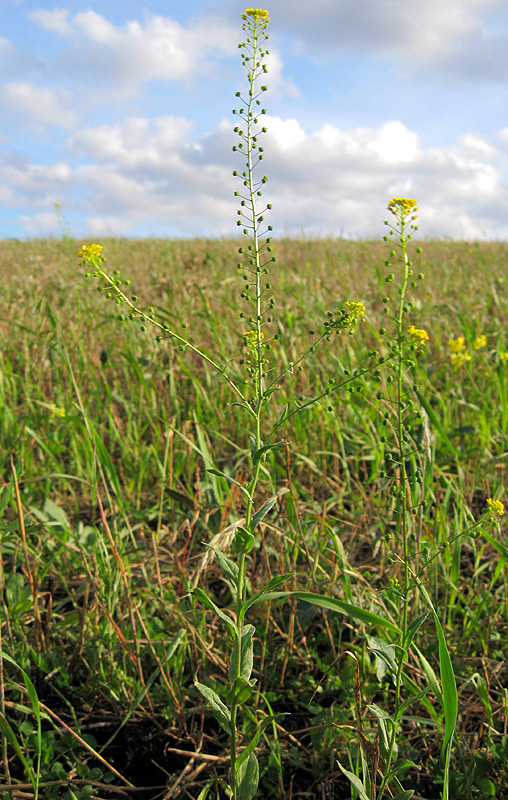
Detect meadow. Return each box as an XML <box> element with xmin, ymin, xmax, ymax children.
<box><xmin>0</xmin><ymin>232</ymin><xmax>507</xmax><ymax>800</ymax></box>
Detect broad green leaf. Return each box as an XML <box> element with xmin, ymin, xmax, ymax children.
<box><xmin>263</xmin><ymin>591</ymin><xmax>402</xmax><ymax>636</ymax></box>
<box><xmin>193</xmin><ymin>587</ymin><xmax>236</xmax><ymax>638</ymax></box>
<box><xmin>195</xmin><ymin>683</ymin><xmax>231</xmax><ymax>734</ymax></box>
<box><xmin>237</xmin><ymin>752</ymin><xmax>259</xmax><ymax>800</ymax></box>
<box><xmin>235</xmin><ymin>526</ymin><xmax>255</xmax><ymax>554</ymax></box>
<box><xmin>392</xmin><ymin>791</ymin><xmax>414</xmax><ymax>800</ymax></box>
<box><xmin>229</xmin><ymin>624</ymin><xmax>255</xmax><ymax>682</ymax></box>
<box><xmin>251</xmin><ymin>496</ymin><xmax>278</xmax><ymax>531</ymax></box>
<box><xmin>205</xmin><ymin>544</ymin><xmax>239</xmax><ymax>582</ymax></box>
<box><xmin>227</xmin><ymin>676</ymin><xmax>256</xmax><ymax>706</ymax></box>
<box><xmin>336</xmin><ymin>761</ymin><xmax>370</xmax><ymax>800</ymax></box>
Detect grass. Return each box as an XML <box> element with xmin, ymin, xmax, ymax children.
<box><xmin>0</xmin><ymin>234</ymin><xmax>507</xmax><ymax>799</ymax></box>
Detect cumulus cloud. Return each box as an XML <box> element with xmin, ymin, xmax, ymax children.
<box><xmin>265</xmin><ymin>0</ymin><xmax>508</xmax><ymax>81</ymax></box>
<box><xmin>4</xmin><ymin>114</ymin><xmax>508</xmax><ymax>239</ymax></box>
<box><xmin>0</xmin><ymin>81</ymin><xmax>77</xmax><ymax>127</ymax></box>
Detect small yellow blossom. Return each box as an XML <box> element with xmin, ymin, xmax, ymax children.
<box><xmin>499</xmin><ymin>351</ymin><xmax>508</xmax><ymax>362</ymax></box>
<box><xmin>448</xmin><ymin>336</ymin><xmax>466</xmax><ymax>353</ymax></box>
<box><xmin>77</xmin><ymin>243</ymin><xmax>104</xmax><ymax>263</ymax></box>
<box><xmin>473</xmin><ymin>335</ymin><xmax>487</xmax><ymax>350</ymax></box>
<box><xmin>243</xmin><ymin>329</ymin><xmax>264</xmax><ymax>349</ymax></box>
<box><xmin>49</xmin><ymin>403</ymin><xmax>66</xmax><ymax>418</ymax></box>
<box><xmin>487</xmin><ymin>497</ymin><xmax>505</xmax><ymax>516</ymax></box>
<box><xmin>450</xmin><ymin>351</ymin><xmax>471</xmax><ymax>366</ymax></box>
<box><xmin>344</xmin><ymin>301</ymin><xmax>365</xmax><ymax>321</ymax></box>
<box><xmin>242</xmin><ymin>8</ymin><xmax>270</xmax><ymax>21</ymax></box>
<box><xmin>408</xmin><ymin>325</ymin><xmax>429</xmax><ymax>344</ymax></box>
<box><xmin>387</xmin><ymin>198</ymin><xmax>418</xmax><ymax>215</ymax></box>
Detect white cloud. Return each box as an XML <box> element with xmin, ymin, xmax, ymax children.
<box><xmin>29</xmin><ymin>9</ymin><xmax>72</xmax><ymax>36</ymax></box>
<box><xmin>0</xmin><ymin>81</ymin><xmax>77</xmax><ymax>127</ymax></box>
<box><xmin>3</xmin><ymin>112</ymin><xmax>508</xmax><ymax>239</ymax></box>
<box><xmin>266</xmin><ymin>0</ymin><xmax>508</xmax><ymax>81</ymax></box>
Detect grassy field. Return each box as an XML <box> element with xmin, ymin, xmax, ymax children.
<box><xmin>1</xmin><ymin>235</ymin><xmax>508</xmax><ymax>800</ymax></box>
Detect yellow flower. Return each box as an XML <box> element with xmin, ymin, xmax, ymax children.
<box><xmin>450</xmin><ymin>351</ymin><xmax>471</xmax><ymax>366</ymax></box>
<box><xmin>49</xmin><ymin>403</ymin><xmax>66</xmax><ymax>418</ymax></box>
<box><xmin>487</xmin><ymin>498</ymin><xmax>505</xmax><ymax>516</ymax></box>
<box><xmin>473</xmin><ymin>335</ymin><xmax>487</xmax><ymax>350</ymax></box>
<box><xmin>408</xmin><ymin>325</ymin><xmax>429</xmax><ymax>344</ymax></box>
<box><xmin>243</xmin><ymin>329</ymin><xmax>264</xmax><ymax>349</ymax></box>
<box><xmin>448</xmin><ymin>336</ymin><xmax>466</xmax><ymax>353</ymax></box>
<box><xmin>387</xmin><ymin>198</ymin><xmax>418</xmax><ymax>215</ymax></box>
<box><xmin>344</xmin><ymin>301</ymin><xmax>365</xmax><ymax>321</ymax></box>
<box><xmin>77</xmin><ymin>243</ymin><xmax>104</xmax><ymax>263</ymax></box>
<box><xmin>499</xmin><ymin>351</ymin><xmax>508</xmax><ymax>362</ymax></box>
<box><xmin>242</xmin><ymin>8</ymin><xmax>270</xmax><ymax>21</ymax></box>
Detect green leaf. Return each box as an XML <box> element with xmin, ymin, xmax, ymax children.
<box><xmin>419</xmin><ymin>586</ymin><xmax>457</xmax><ymax>772</ymax></box>
<box><xmin>251</xmin><ymin>495</ymin><xmax>278</xmax><ymax>531</ymax></box>
<box><xmin>207</xmin><ymin>469</ymin><xmax>251</xmax><ymax>500</ymax></box>
<box><xmin>227</xmin><ymin>676</ymin><xmax>256</xmax><ymax>706</ymax></box>
<box><xmin>392</xmin><ymin>791</ymin><xmax>414</xmax><ymax>800</ymax></box>
<box><xmin>241</xmin><ymin>574</ymin><xmax>293</xmax><ymax>617</ymax></box>
<box><xmin>195</xmin><ymin>683</ymin><xmax>231</xmax><ymax>735</ymax></box>
<box><xmin>237</xmin><ymin>752</ymin><xmax>259</xmax><ymax>800</ymax></box>
<box><xmin>235</xmin><ymin>526</ymin><xmax>255</xmax><ymax>554</ymax></box>
<box><xmin>193</xmin><ymin>587</ymin><xmax>236</xmax><ymax>638</ymax></box>
<box><xmin>263</xmin><ymin>591</ymin><xmax>402</xmax><ymax>636</ymax></box>
<box><xmin>229</xmin><ymin>625</ymin><xmax>255</xmax><ymax>682</ymax></box>
<box><xmin>273</xmin><ymin>402</ymin><xmax>289</xmax><ymax>430</ymax></box>
<box><xmin>482</xmin><ymin>528</ymin><xmax>508</xmax><ymax>560</ymax></box>
<box><xmin>205</xmin><ymin>544</ymin><xmax>239</xmax><ymax>582</ymax></box>
<box><xmin>405</xmin><ymin>611</ymin><xmax>430</xmax><ymax>648</ymax></box>
<box><xmin>236</xmin><ymin>715</ymin><xmax>285</xmax><ymax>770</ymax></box>
<box><xmin>336</xmin><ymin>761</ymin><xmax>370</xmax><ymax>800</ymax></box>
<box><xmin>252</xmin><ymin>441</ymin><xmax>288</xmax><ymax>463</ymax></box>
<box><xmin>397</xmin><ymin>684</ymin><xmax>437</xmax><ymax>721</ymax></box>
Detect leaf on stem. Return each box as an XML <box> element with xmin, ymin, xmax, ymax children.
<box><xmin>229</xmin><ymin>624</ymin><xmax>255</xmax><ymax>682</ymax></box>
<box><xmin>237</xmin><ymin>752</ymin><xmax>259</xmax><ymax>800</ymax></box>
<box><xmin>195</xmin><ymin>682</ymin><xmax>232</xmax><ymax>735</ymax></box>
<box><xmin>193</xmin><ymin>587</ymin><xmax>236</xmax><ymax>638</ymax></box>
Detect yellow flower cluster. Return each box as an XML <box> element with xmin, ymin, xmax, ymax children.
<box><xmin>77</xmin><ymin>243</ymin><xmax>104</xmax><ymax>263</ymax></box>
<box><xmin>242</xmin><ymin>8</ymin><xmax>270</xmax><ymax>21</ymax></box>
<box><xmin>487</xmin><ymin>497</ymin><xmax>505</xmax><ymax>516</ymax></box>
<box><xmin>499</xmin><ymin>352</ymin><xmax>508</xmax><ymax>362</ymax></box>
<box><xmin>387</xmin><ymin>198</ymin><xmax>418</xmax><ymax>215</ymax></box>
<box><xmin>473</xmin><ymin>335</ymin><xmax>486</xmax><ymax>350</ymax></box>
<box><xmin>448</xmin><ymin>336</ymin><xmax>471</xmax><ymax>366</ymax></box>
<box><xmin>344</xmin><ymin>301</ymin><xmax>365</xmax><ymax>321</ymax></box>
<box><xmin>408</xmin><ymin>325</ymin><xmax>429</xmax><ymax>344</ymax></box>
<box><xmin>50</xmin><ymin>403</ymin><xmax>66</xmax><ymax>418</ymax></box>
<box><xmin>243</xmin><ymin>329</ymin><xmax>264</xmax><ymax>349</ymax></box>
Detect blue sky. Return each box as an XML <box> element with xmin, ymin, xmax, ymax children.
<box><xmin>2</xmin><ymin>0</ymin><xmax>508</xmax><ymax>239</ymax></box>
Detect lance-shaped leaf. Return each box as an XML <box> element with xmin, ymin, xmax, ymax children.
<box><xmin>237</xmin><ymin>752</ymin><xmax>259</xmax><ymax>800</ymax></box>
<box><xmin>336</xmin><ymin>761</ymin><xmax>370</xmax><ymax>800</ymax></box>
<box><xmin>250</xmin><ymin>495</ymin><xmax>279</xmax><ymax>532</ymax></box>
<box><xmin>195</xmin><ymin>683</ymin><xmax>231</xmax><ymax>735</ymax></box>
<box><xmin>193</xmin><ymin>587</ymin><xmax>236</xmax><ymax>638</ymax></box>
<box><xmin>236</xmin><ymin>714</ymin><xmax>285</xmax><ymax>770</ymax></box>
<box><xmin>229</xmin><ymin>624</ymin><xmax>255</xmax><ymax>682</ymax></box>
<box><xmin>207</xmin><ymin>469</ymin><xmax>251</xmax><ymax>500</ymax></box>
<box><xmin>251</xmin><ymin>441</ymin><xmax>289</xmax><ymax>463</ymax></box>
<box><xmin>240</xmin><ymin>574</ymin><xmax>293</xmax><ymax>618</ymax></box>
<box><xmin>205</xmin><ymin>544</ymin><xmax>239</xmax><ymax>582</ymax></box>
<box><xmin>227</xmin><ymin>675</ymin><xmax>256</xmax><ymax>706</ymax></box>
<box><xmin>263</xmin><ymin>591</ymin><xmax>402</xmax><ymax>636</ymax></box>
